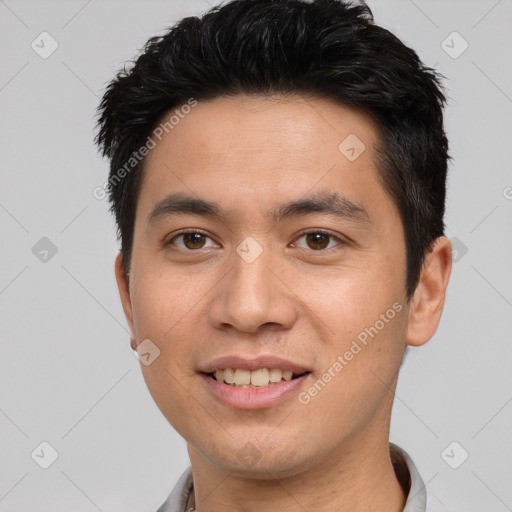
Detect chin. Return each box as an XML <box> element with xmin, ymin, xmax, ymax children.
<box><xmin>226</xmin><ymin>458</ymin><xmax>309</xmax><ymax>480</ymax></box>
<box><xmin>204</xmin><ymin>439</ymin><xmax>312</xmax><ymax>479</ymax></box>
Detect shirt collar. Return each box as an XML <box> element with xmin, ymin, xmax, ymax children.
<box><xmin>390</xmin><ymin>443</ymin><xmax>428</xmax><ymax>511</ymax></box>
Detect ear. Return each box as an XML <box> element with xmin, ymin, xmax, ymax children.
<box><xmin>114</xmin><ymin>253</ymin><xmax>136</xmax><ymax>348</ymax></box>
<box><xmin>405</xmin><ymin>236</ymin><xmax>452</xmax><ymax>347</ymax></box>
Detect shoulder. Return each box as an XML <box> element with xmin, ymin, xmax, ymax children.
<box><xmin>391</xmin><ymin>443</ymin><xmax>453</xmax><ymax>512</ymax></box>
<box><xmin>155</xmin><ymin>466</ymin><xmax>193</xmax><ymax>512</ymax></box>
<box><xmin>426</xmin><ymin>492</ymin><xmax>451</xmax><ymax>512</ymax></box>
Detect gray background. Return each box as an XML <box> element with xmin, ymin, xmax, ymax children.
<box><xmin>1</xmin><ymin>0</ymin><xmax>511</xmax><ymax>510</ymax></box>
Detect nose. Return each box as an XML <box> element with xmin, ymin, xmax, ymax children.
<box><xmin>207</xmin><ymin>244</ymin><xmax>298</xmax><ymax>334</ymax></box>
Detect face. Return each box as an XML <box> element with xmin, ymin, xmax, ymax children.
<box><xmin>115</xmin><ymin>94</ymin><xmax>446</xmax><ymax>479</ymax></box>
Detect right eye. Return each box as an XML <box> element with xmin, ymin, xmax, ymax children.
<box><xmin>167</xmin><ymin>230</ymin><xmax>219</xmax><ymax>251</ymax></box>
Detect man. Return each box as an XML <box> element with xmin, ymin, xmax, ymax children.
<box><xmin>94</xmin><ymin>0</ymin><xmax>452</xmax><ymax>510</ymax></box>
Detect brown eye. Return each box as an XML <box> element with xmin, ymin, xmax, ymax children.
<box><xmin>182</xmin><ymin>233</ymin><xmax>206</xmax><ymax>249</ymax></box>
<box><xmin>305</xmin><ymin>232</ymin><xmax>331</xmax><ymax>250</ymax></box>
<box><xmin>168</xmin><ymin>231</ymin><xmax>217</xmax><ymax>250</ymax></box>
<box><xmin>293</xmin><ymin>231</ymin><xmax>342</xmax><ymax>251</ymax></box>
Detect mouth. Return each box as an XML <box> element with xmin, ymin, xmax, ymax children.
<box><xmin>203</xmin><ymin>368</ymin><xmax>312</xmax><ymax>388</ymax></box>
<box><xmin>199</xmin><ymin>367</ymin><xmax>313</xmax><ymax>410</ymax></box>
<box><xmin>197</xmin><ymin>355</ymin><xmax>313</xmax><ymax>409</ymax></box>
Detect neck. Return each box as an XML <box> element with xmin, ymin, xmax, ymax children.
<box><xmin>186</xmin><ymin>433</ymin><xmax>406</xmax><ymax>512</ymax></box>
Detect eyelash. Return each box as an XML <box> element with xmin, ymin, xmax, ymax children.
<box><xmin>166</xmin><ymin>229</ymin><xmax>344</xmax><ymax>252</ymax></box>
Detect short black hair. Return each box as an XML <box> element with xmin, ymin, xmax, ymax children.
<box><xmin>94</xmin><ymin>0</ymin><xmax>449</xmax><ymax>300</ymax></box>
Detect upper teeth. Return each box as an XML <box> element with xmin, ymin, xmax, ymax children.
<box><xmin>213</xmin><ymin>368</ymin><xmax>296</xmax><ymax>387</ymax></box>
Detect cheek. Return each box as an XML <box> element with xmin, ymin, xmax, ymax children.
<box><xmin>129</xmin><ymin>274</ymin><xmax>201</xmax><ymax>433</ymax></box>
<box><xmin>307</xmin><ymin>262</ymin><xmax>407</xmax><ymax>373</ymax></box>
<box><xmin>129</xmin><ymin>273</ymin><xmax>196</xmax><ymax>372</ymax></box>
<box><xmin>131</xmin><ymin>265</ymin><xmax>196</xmax><ymax>332</ymax></box>
<box><xmin>309</xmin><ymin>267</ymin><xmax>395</xmax><ymax>328</ymax></box>
<box><xmin>309</xmin><ymin>275</ymin><xmax>407</xmax><ymax>409</ymax></box>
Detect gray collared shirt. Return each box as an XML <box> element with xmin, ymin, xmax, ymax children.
<box><xmin>156</xmin><ymin>443</ymin><xmax>446</xmax><ymax>512</ymax></box>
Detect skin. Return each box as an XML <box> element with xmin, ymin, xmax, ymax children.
<box><xmin>115</xmin><ymin>94</ymin><xmax>452</xmax><ymax>512</ymax></box>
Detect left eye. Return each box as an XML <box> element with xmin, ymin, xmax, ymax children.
<box><xmin>293</xmin><ymin>231</ymin><xmax>341</xmax><ymax>251</ymax></box>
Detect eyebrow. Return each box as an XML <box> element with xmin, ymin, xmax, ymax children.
<box><xmin>147</xmin><ymin>191</ymin><xmax>370</xmax><ymax>226</ymax></box>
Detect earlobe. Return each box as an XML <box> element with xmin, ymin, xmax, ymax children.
<box><xmin>114</xmin><ymin>253</ymin><xmax>136</xmax><ymax>343</ymax></box>
<box><xmin>405</xmin><ymin>236</ymin><xmax>452</xmax><ymax>347</ymax></box>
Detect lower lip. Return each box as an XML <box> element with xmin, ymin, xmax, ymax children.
<box><xmin>200</xmin><ymin>373</ymin><xmax>311</xmax><ymax>410</ymax></box>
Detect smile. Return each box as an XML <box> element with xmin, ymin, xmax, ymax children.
<box><xmin>200</xmin><ymin>370</ymin><xmax>312</xmax><ymax>409</ymax></box>
<box><xmin>209</xmin><ymin>367</ymin><xmax>309</xmax><ymax>387</ymax></box>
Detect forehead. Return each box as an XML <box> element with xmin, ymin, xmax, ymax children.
<box><xmin>148</xmin><ymin>93</ymin><xmax>378</xmax><ymax>161</ymax></box>
<box><xmin>137</xmin><ymin>94</ymin><xmax>384</xmax><ymax>223</ymax></box>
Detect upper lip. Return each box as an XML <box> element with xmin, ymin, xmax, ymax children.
<box><xmin>198</xmin><ymin>355</ymin><xmax>311</xmax><ymax>375</ymax></box>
